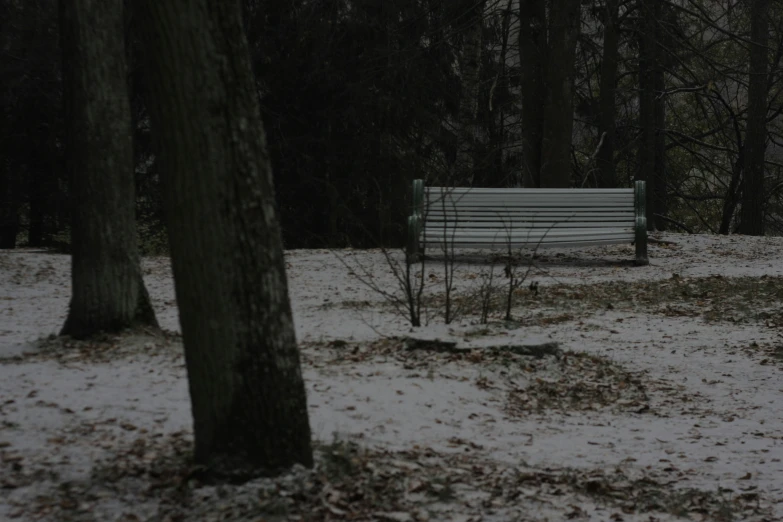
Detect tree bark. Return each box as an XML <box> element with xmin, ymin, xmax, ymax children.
<box><xmin>738</xmin><ymin>0</ymin><xmax>769</xmax><ymax>236</ymax></box>
<box><xmin>519</xmin><ymin>0</ymin><xmax>547</xmax><ymax>187</ymax></box>
<box><xmin>138</xmin><ymin>0</ymin><xmax>313</xmax><ymax>478</ymax></box>
<box><xmin>59</xmin><ymin>0</ymin><xmax>158</xmax><ymax>339</ymax></box>
<box><xmin>596</xmin><ymin>0</ymin><xmax>619</xmax><ymax>188</ymax></box>
<box><xmin>539</xmin><ymin>0</ymin><xmax>580</xmax><ymax>188</ymax></box>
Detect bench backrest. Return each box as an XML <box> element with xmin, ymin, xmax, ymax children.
<box><xmin>421</xmin><ymin>186</ymin><xmax>636</xmax><ymax>229</ymax></box>
<box><xmin>408</xmin><ymin>180</ymin><xmax>649</xmax><ymax>264</ymax></box>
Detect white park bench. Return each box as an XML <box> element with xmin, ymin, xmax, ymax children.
<box><xmin>407</xmin><ymin>179</ymin><xmax>648</xmax><ymax>265</ymax></box>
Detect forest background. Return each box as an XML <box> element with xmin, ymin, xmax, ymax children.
<box><xmin>1</xmin><ymin>0</ymin><xmax>780</xmax><ymax>251</ymax></box>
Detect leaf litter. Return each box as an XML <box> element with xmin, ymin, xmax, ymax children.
<box><xmin>3</xmin><ymin>234</ymin><xmax>783</xmax><ymax>520</ymax></box>
<box><xmin>8</xmin><ymin>431</ymin><xmax>765</xmax><ymax>522</ymax></box>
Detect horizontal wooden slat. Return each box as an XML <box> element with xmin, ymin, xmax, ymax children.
<box><xmin>425</xmin><ymin>200</ymin><xmax>633</xmax><ymax>207</ymax></box>
<box><xmin>421</xmin><ymin>238</ymin><xmax>634</xmax><ymax>249</ymax></box>
<box><xmin>426</xmin><ymin>190</ymin><xmax>632</xmax><ymax>196</ymax></box>
<box><xmin>425</xmin><ymin>207</ymin><xmax>634</xmax><ymax>213</ymax></box>
<box><xmin>422</xmin><ymin>238</ymin><xmax>633</xmax><ymax>248</ymax></box>
<box><xmin>413</xmin><ymin>183</ymin><xmax>640</xmax><ymax>253</ymax></box>
<box><xmin>425</xmin><ymin>207</ymin><xmax>633</xmax><ymax>213</ymax></box>
<box><xmin>424</xmin><ymin>213</ymin><xmax>633</xmax><ymax>220</ymax></box>
<box><xmin>424</xmin><ymin>221</ymin><xmax>633</xmax><ymax>229</ymax></box>
<box><xmin>425</xmin><ymin>194</ymin><xmax>633</xmax><ymax>204</ymax></box>
<box><xmin>422</xmin><ymin>236</ymin><xmax>633</xmax><ymax>246</ymax></box>
<box><xmin>423</xmin><ymin>227</ymin><xmax>631</xmax><ymax>237</ymax></box>
<box><xmin>422</xmin><ymin>236</ymin><xmax>633</xmax><ymax>245</ymax></box>
<box><xmin>427</xmin><ymin>190</ymin><xmax>633</xmax><ymax>197</ymax></box>
<box><xmin>425</xmin><ymin>220</ymin><xmax>634</xmax><ymax>226</ymax></box>
<box><xmin>424</xmin><ymin>192</ymin><xmax>634</xmax><ymax>200</ymax></box>
<box><xmin>426</xmin><ymin>196</ymin><xmax>633</xmax><ymax>204</ymax></box>
<box><xmin>425</xmin><ymin>211</ymin><xmax>635</xmax><ymax>219</ymax></box>
<box><xmin>426</xmin><ymin>187</ymin><xmax>634</xmax><ymax>195</ymax></box>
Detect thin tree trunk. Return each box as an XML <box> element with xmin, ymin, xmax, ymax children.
<box><xmin>519</xmin><ymin>0</ymin><xmax>547</xmax><ymax>187</ymax></box>
<box><xmin>475</xmin><ymin>0</ymin><xmax>510</xmax><ymax>189</ymax></box>
<box><xmin>60</xmin><ymin>0</ymin><xmax>158</xmax><ymax>339</ymax></box>
<box><xmin>489</xmin><ymin>0</ymin><xmax>515</xmax><ymax>187</ymax></box>
<box><xmin>596</xmin><ymin>0</ymin><xmax>619</xmax><ymax>188</ymax></box>
<box><xmin>719</xmin><ymin>152</ymin><xmax>744</xmax><ymax>234</ymax></box>
<box><xmin>28</xmin><ymin>166</ymin><xmax>45</xmax><ymax>247</ymax></box>
<box><xmin>539</xmin><ymin>0</ymin><xmax>581</xmax><ymax>188</ymax></box>
<box><xmin>454</xmin><ymin>0</ymin><xmax>485</xmax><ymax>186</ymax></box>
<box><xmin>138</xmin><ymin>0</ymin><xmax>313</xmax><ymax>478</ymax></box>
<box><xmin>738</xmin><ymin>0</ymin><xmax>769</xmax><ymax>236</ymax></box>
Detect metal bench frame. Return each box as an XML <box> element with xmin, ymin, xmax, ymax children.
<box><xmin>407</xmin><ymin>179</ymin><xmax>648</xmax><ymax>266</ymax></box>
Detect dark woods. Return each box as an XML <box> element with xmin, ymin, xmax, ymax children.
<box><xmin>2</xmin><ymin>0</ymin><xmax>782</xmax><ymax>250</ymax></box>
<box><xmin>1</xmin><ymin>1</ymin><xmax>62</xmax><ymax>249</ymax></box>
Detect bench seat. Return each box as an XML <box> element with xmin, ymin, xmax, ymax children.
<box><xmin>407</xmin><ymin>180</ymin><xmax>648</xmax><ymax>265</ymax></box>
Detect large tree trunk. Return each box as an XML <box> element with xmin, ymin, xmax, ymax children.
<box><xmin>653</xmin><ymin>51</ymin><xmax>667</xmax><ymax>231</ymax></box>
<box><xmin>539</xmin><ymin>0</ymin><xmax>580</xmax><ymax>188</ymax></box>
<box><xmin>59</xmin><ymin>0</ymin><xmax>158</xmax><ymax>339</ymax></box>
<box><xmin>637</xmin><ymin>0</ymin><xmax>656</xmax><ymax>229</ymax></box>
<box><xmin>596</xmin><ymin>0</ymin><xmax>619</xmax><ymax>188</ymax></box>
<box><xmin>138</xmin><ymin>0</ymin><xmax>313</xmax><ymax>478</ymax></box>
<box><xmin>0</xmin><ymin>158</ymin><xmax>19</xmax><ymax>249</ymax></box>
<box><xmin>650</xmin><ymin>0</ymin><xmax>667</xmax><ymax>230</ymax></box>
<box><xmin>453</xmin><ymin>0</ymin><xmax>485</xmax><ymax>186</ymax></box>
<box><xmin>738</xmin><ymin>0</ymin><xmax>769</xmax><ymax>236</ymax></box>
<box><xmin>519</xmin><ymin>0</ymin><xmax>547</xmax><ymax>187</ymax></box>
<box><xmin>27</xmin><ymin>123</ymin><xmax>61</xmax><ymax>247</ymax></box>
<box><xmin>0</xmin><ymin>2</ymin><xmax>20</xmax><ymax>249</ymax></box>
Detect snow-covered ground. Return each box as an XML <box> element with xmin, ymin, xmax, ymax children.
<box><xmin>2</xmin><ymin>233</ymin><xmax>783</xmax><ymax>521</ymax></box>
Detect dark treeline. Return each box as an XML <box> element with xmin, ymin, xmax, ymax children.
<box><xmin>2</xmin><ymin>0</ymin><xmax>783</xmax><ymax>250</ymax></box>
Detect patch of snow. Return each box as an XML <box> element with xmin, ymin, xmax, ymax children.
<box><xmin>2</xmin><ymin>233</ymin><xmax>783</xmax><ymax>520</ymax></box>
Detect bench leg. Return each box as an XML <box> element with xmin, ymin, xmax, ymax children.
<box><xmin>407</xmin><ymin>179</ymin><xmax>426</xmax><ymax>263</ymax></box>
<box><xmin>635</xmin><ymin>224</ymin><xmax>648</xmax><ymax>266</ymax></box>
<box><xmin>634</xmin><ymin>180</ymin><xmax>649</xmax><ymax>266</ymax></box>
